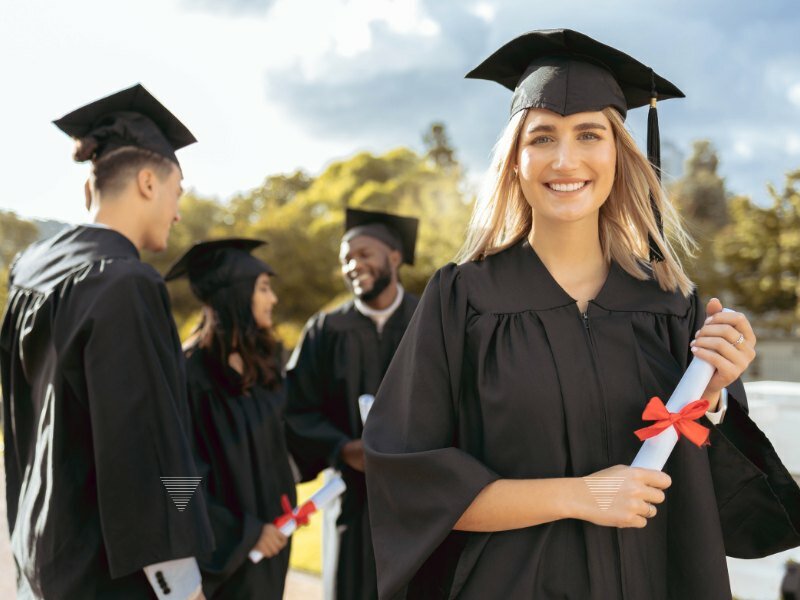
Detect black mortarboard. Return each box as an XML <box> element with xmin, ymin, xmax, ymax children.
<box><xmin>164</xmin><ymin>238</ymin><xmax>275</xmax><ymax>303</ymax></box>
<box><xmin>467</xmin><ymin>29</ymin><xmax>684</xmax><ymax>262</ymax></box>
<box><xmin>53</xmin><ymin>83</ymin><xmax>196</xmax><ymax>165</ymax></box>
<box><xmin>343</xmin><ymin>208</ymin><xmax>419</xmax><ymax>266</ymax></box>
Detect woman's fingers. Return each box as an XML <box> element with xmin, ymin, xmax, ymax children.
<box><xmin>256</xmin><ymin>524</ymin><xmax>289</xmax><ymax>558</ymax></box>
<box><xmin>584</xmin><ymin>466</ymin><xmax>670</xmax><ymax>529</ymax></box>
<box><xmin>631</xmin><ymin>467</ymin><xmax>672</xmax><ymax>490</ymax></box>
<box><xmin>701</xmin><ymin>310</ymin><xmax>757</xmax><ymax>347</ymax></box>
<box><xmin>641</xmin><ymin>486</ymin><xmax>666</xmax><ymax>505</ymax></box>
<box><xmin>692</xmin><ymin>334</ymin><xmax>754</xmax><ymax>364</ymax></box>
<box><xmin>694</xmin><ymin>323</ymin><xmax>748</xmax><ymax>346</ymax></box>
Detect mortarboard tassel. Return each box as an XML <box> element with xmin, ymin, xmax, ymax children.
<box><xmin>647</xmin><ymin>71</ymin><xmax>665</xmax><ymax>262</ymax></box>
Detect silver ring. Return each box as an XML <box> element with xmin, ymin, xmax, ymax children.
<box><xmin>733</xmin><ymin>333</ymin><xmax>745</xmax><ymax>347</ymax></box>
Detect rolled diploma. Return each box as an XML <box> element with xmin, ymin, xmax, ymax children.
<box><xmin>359</xmin><ymin>394</ymin><xmax>375</xmax><ymax>425</ymax></box>
<box><xmin>248</xmin><ymin>475</ymin><xmax>347</xmax><ymax>563</ymax></box>
<box><xmin>630</xmin><ymin>308</ymin><xmax>733</xmax><ymax>471</ymax></box>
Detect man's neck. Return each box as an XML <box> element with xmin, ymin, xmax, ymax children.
<box><xmin>92</xmin><ymin>200</ymin><xmax>144</xmax><ymax>251</ymax></box>
<box><xmin>360</xmin><ymin>280</ymin><xmax>400</xmax><ymax>311</ymax></box>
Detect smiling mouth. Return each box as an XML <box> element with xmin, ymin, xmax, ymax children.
<box><xmin>546</xmin><ymin>181</ymin><xmax>589</xmax><ymax>192</ymax></box>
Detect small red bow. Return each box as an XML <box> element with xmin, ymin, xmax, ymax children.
<box><xmin>273</xmin><ymin>494</ymin><xmax>317</xmax><ymax>529</ymax></box>
<box><xmin>634</xmin><ymin>396</ymin><xmax>711</xmax><ymax>447</ymax></box>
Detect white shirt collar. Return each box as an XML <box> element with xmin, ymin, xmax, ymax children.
<box><xmin>354</xmin><ymin>284</ymin><xmax>404</xmax><ymax>333</ymax></box>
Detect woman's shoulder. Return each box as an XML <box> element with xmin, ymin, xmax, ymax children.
<box><xmin>592</xmin><ymin>260</ymin><xmax>694</xmax><ymax>317</ymax></box>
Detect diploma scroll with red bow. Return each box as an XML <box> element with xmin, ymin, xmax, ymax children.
<box><xmin>630</xmin><ymin>309</ymin><xmax>733</xmax><ymax>471</ymax></box>
<box><xmin>249</xmin><ymin>475</ymin><xmax>346</xmax><ymax>563</ymax></box>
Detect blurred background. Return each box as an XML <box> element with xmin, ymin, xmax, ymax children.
<box><xmin>1</xmin><ymin>1</ymin><xmax>798</xmax><ymax>598</ymax></box>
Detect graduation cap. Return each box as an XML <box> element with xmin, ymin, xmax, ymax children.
<box><xmin>343</xmin><ymin>208</ymin><xmax>419</xmax><ymax>265</ymax></box>
<box><xmin>164</xmin><ymin>238</ymin><xmax>275</xmax><ymax>303</ymax></box>
<box><xmin>466</xmin><ymin>29</ymin><xmax>684</xmax><ymax>262</ymax></box>
<box><xmin>53</xmin><ymin>83</ymin><xmax>196</xmax><ymax>165</ymax></box>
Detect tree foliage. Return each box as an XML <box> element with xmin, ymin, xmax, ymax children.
<box><xmin>714</xmin><ymin>170</ymin><xmax>800</xmax><ymax>332</ymax></box>
<box><xmin>0</xmin><ymin>210</ymin><xmax>39</xmax><ymax>310</ymax></box>
<box><xmin>3</xmin><ymin>127</ymin><xmax>798</xmax><ymax>340</ymax></box>
<box><xmin>669</xmin><ymin>140</ymin><xmax>729</xmax><ymax>299</ymax></box>
<box><xmin>156</xmin><ymin>124</ymin><xmax>472</xmax><ymax>345</ymax></box>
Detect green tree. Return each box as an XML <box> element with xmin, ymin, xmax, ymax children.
<box><xmin>241</xmin><ymin>141</ymin><xmax>471</xmax><ymax>346</ymax></box>
<box><xmin>673</xmin><ymin>140</ymin><xmax>728</xmax><ymax>230</ymax></box>
<box><xmin>0</xmin><ymin>210</ymin><xmax>40</xmax><ymax>310</ymax></box>
<box><xmin>0</xmin><ymin>210</ymin><xmax>39</xmax><ymax>267</ymax></box>
<box><xmin>145</xmin><ymin>192</ymin><xmax>231</xmax><ymax>328</ymax></box>
<box><xmin>670</xmin><ymin>140</ymin><xmax>729</xmax><ymax>298</ymax></box>
<box><xmin>715</xmin><ymin>169</ymin><xmax>800</xmax><ymax>332</ymax></box>
<box><xmin>423</xmin><ymin>122</ymin><xmax>457</xmax><ymax>170</ymax></box>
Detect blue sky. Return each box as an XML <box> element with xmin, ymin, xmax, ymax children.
<box><xmin>2</xmin><ymin>0</ymin><xmax>799</xmax><ymax>224</ymax></box>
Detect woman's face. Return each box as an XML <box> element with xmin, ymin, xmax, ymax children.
<box><xmin>516</xmin><ymin>108</ymin><xmax>616</xmax><ymax>227</ymax></box>
<box><xmin>251</xmin><ymin>273</ymin><xmax>278</xmax><ymax>330</ymax></box>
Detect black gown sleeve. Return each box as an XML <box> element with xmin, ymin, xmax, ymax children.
<box><xmin>363</xmin><ymin>265</ymin><xmax>500</xmax><ymax>600</ymax></box>
<box><xmin>688</xmin><ymin>292</ymin><xmax>800</xmax><ymax>556</ymax></box>
<box><xmin>186</xmin><ymin>385</ymin><xmax>263</xmax><ymax>582</ymax></box>
<box><xmin>1</xmin><ymin>287</ymin><xmax>23</xmax><ymax>536</ymax></box>
<box><xmin>83</xmin><ymin>268</ymin><xmax>213</xmax><ymax>578</ymax></box>
<box><xmin>284</xmin><ymin>315</ymin><xmax>350</xmax><ymax>481</ymax></box>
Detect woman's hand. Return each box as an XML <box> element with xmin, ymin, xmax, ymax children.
<box><xmin>580</xmin><ymin>464</ymin><xmax>671</xmax><ymax>529</ymax></box>
<box><xmin>252</xmin><ymin>523</ymin><xmax>288</xmax><ymax>559</ymax></box>
<box><xmin>690</xmin><ymin>298</ymin><xmax>757</xmax><ymax>409</ymax></box>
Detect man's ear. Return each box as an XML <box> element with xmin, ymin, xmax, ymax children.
<box><xmin>136</xmin><ymin>168</ymin><xmax>157</xmax><ymax>200</ymax></box>
<box><xmin>389</xmin><ymin>249</ymin><xmax>402</xmax><ymax>270</ymax></box>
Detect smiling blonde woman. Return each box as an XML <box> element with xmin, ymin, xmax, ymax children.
<box><xmin>363</xmin><ymin>29</ymin><xmax>800</xmax><ymax>600</ymax></box>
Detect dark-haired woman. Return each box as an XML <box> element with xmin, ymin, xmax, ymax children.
<box><xmin>165</xmin><ymin>238</ymin><xmax>296</xmax><ymax>600</ymax></box>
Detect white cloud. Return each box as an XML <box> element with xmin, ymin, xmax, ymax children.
<box><xmin>469</xmin><ymin>2</ymin><xmax>496</xmax><ymax>23</ymax></box>
<box><xmin>261</xmin><ymin>0</ymin><xmax>439</xmax><ymax>75</ymax></box>
<box><xmin>732</xmin><ymin>139</ymin><xmax>754</xmax><ymax>160</ymax></box>
<box><xmin>788</xmin><ymin>82</ymin><xmax>800</xmax><ymax>108</ymax></box>
<box><xmin>787</xmin><ymin>134</ymin><xmax>800</xmax><ymax>155</ymax></box>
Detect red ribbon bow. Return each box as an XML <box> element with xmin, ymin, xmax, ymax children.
<box><xmin>273</xmin><ymin>494</ymin><xmax>317</xmax><ymax>530</ymax></box>
<box><xmin>634</xmin><ymin>396</ymin><xmax>711</xmax><ymax>447</ymax></box>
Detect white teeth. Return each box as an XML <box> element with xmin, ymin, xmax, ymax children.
<box><xmin>548</xmin><ymin>181</ymin><xmax>587</xmax><ymax>192</ymax></box>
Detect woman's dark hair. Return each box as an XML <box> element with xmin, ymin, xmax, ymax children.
<box><xmin>196</xmin><ymin>275</ymin><xmax>280</xmax><ymax>392</ymax></box>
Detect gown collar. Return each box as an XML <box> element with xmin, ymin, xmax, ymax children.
<box><xmin>472</xmin><ymin>239</ymin><xmax>691</xmax><ymax>317</ymax></box>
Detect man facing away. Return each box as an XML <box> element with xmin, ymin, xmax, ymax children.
<box><xmin>0</xmin><ymin>84</ymin><xmax>213</xmax><ymax>599</ymax></box>
<box><xmin>285</xmin><ymin>208</ymin><xmax>420</xmax><ymax>600</ymax></box>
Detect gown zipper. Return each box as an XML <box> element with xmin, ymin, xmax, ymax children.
<box><xmin>582</xmin><ymin>305</ymin><xmax>628</xmax><ymax>599</ymax></box>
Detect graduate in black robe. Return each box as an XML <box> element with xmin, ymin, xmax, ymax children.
<box><xmin>363</xmin><ymin>30</ymin><xmax>800</xmax><ymax>600</ymax></box>
<box><xmin>164</xmin><ymin>238</ymin><xmax>296</xmax><ymax>599</ymax></box>
<box><xmin>0</xmin><ymin>85</ymin><xmax>213</xmax><ymax>599</ymax></box>
<box><xmin>285</xmin><ymin>208</ymin><xmax>420</xmax><ymax>599</ymax></box>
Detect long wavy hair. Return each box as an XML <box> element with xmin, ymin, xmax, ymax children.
<box><xmin>455</xmin><ymin>107</ymin><xmax>696</xmax><ymax>296</ymax></box>
<box><xmin>193</xmin><ymin>276</ymin><xmax>280</xmax><ymax>392</ymax></box>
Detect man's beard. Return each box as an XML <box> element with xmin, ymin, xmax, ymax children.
<box><xmin>353</xmin><ymin>258</ymin><xmax>393</xmax><ymax>302</ymax></box>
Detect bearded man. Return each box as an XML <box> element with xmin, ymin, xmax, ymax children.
<box><xmin>285</xmin><ymin>208</ymin><xmax>419</xmax><ymax>600</ymax></box>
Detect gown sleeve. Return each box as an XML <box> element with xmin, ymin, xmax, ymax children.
<box><xmin>83</xmin><ymin>267</ymin><xmax>213</xmax><ymax>578</ymax></box>
<box><xmin>186</xmin><ymin>383</ymin><xmax>264</xmax><ymax>582</ymax></box>
<box><xmin>284</xmin><ymin>314</ymin><xmax>350</xmax><ymax>480</ymax></box>
<box><xmin>363</xmin><ymin>264</ymin><xmax>500</xmax><ymax>600</ymax></box>
<box><xmin>688</xmin><ymin>292</ymin><xmax>800</xmax><ymax>556</ymax></box>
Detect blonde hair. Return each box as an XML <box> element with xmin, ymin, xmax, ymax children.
<box><xmin>456</xmin><ymin>107</ymin><xmax>696</xmax><ymax>296</ymax></box>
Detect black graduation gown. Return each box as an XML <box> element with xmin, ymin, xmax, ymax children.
<box><xmin>363</xmin><ymin>239</ymin><xmax>800</xmax><ymax>600</ymax></box>
<box><xmin>285</xmin><ymin>294</ymin><xmax>419</xmax><ymax>600</ymax></box>
<box><xmin>0</xmin><ymin>225</ymin><xmax>214</xmax><ymax>600</ymax></box>
<box><xmin>185</xmin><ymin>347</ymin><xmax>295</xmax><ymax>599</ymax></box>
